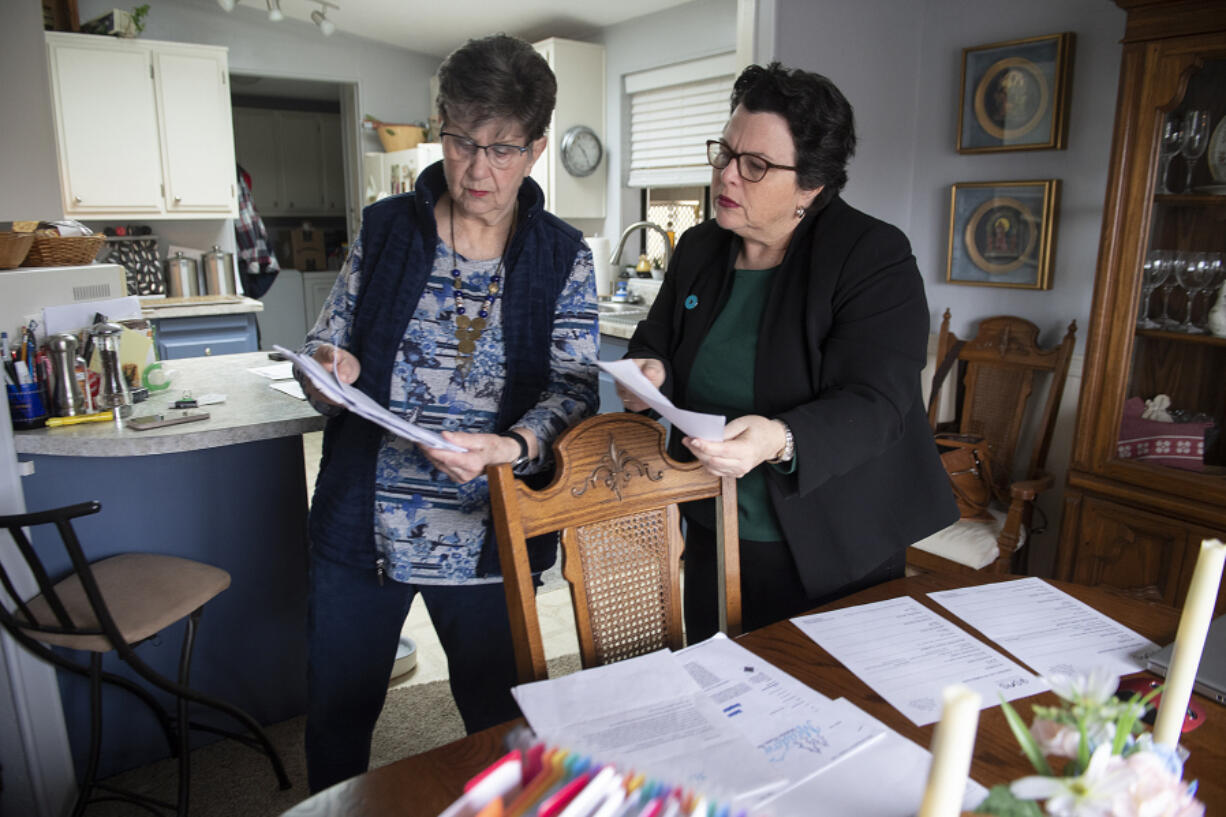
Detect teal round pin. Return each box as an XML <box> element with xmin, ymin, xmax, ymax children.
<box><xmin>685</xmin><ymin>294</ymin><xmax>698</xmax><ymax>310</ymax></box>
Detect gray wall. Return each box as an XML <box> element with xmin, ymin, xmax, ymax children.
<box><xmin>75</xmin><ymin>0</ymin><xmax>442</xmax><ymax>154</ymax></box>
<box><xmin>771</xmin><ymin>0</ymin><xmax>1126</xmax><ymax>351</ymax></box>
<box><xmin>597</xmin><ymin>0</ymin><xmax>741</xmax><ymax>244</ymax></box>
<box><xmin>0</xmin><ymin>1</ymin><xmax>66</xmax><ymax>222</ymax></box>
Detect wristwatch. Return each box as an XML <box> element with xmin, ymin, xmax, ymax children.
<box><xmin>499</xmin><ymin>430</ymin><xmax>531</xmax><ymax>469</ymax></box>
<box><xmin>768</xmin><ymin>421</ymin><xmax>795</xmax><ymax>464</ymax></box>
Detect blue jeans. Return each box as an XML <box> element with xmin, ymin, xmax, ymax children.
<box><xmin>304</xmin><ymin>551</ymin><xmax>527</xmax><ymax>793</ymax></box>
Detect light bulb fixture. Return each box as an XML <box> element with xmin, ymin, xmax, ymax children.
<box><xmin>311</xmin><ymin>8</ymin><xmax>335</xmax><ymax>36</ymax></box>
<box><xmin>216</xmin><ymin>0</ymin><xmax>236</xmax><ymax>10</ymax></box>
<box><xmin>266</xmin><ymin>0</ymin><xmax>283</xmax><ymax>22</ymax></box>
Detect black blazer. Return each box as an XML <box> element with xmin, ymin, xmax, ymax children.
<box><xmin>629</xmin><ymin>195</ymin><xmax>958</xmax><ymax>598</ymax></box>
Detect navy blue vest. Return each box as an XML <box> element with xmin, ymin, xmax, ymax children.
<box><xmin>308</xmin><ymin>161</ymin><xmax>584</xmax><ymax>576</ymax></box>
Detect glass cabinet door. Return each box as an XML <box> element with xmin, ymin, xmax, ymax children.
<box><xmin>1123</xmin><ymin>58</ymin><xmax>1226</xmax><ymax>475</ymax></box>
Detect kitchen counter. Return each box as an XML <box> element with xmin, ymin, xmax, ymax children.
<box><xmin>139</xmin><ymin>294</ymin><xmax>264</xmax><ymax>319</ymax></box>
<box><xmin>17</xmin><ymin>350</ymin><xmax>319</xmax><ymax>777</ymax></box>
<box><xmin>14</xmin><ymin>351</ymin><xmax>323</xmax><ymax>457</ymax></box>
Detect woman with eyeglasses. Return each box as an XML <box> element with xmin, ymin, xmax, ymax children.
<box><xmin>620</xmin><ymin>62</ymin><xmax>956</xmax><ymax>640</ymax></box>
<box><xmin>296</xmin><ymin>34</ymin><xmax>597</xmax><ymax>792</ymax></box>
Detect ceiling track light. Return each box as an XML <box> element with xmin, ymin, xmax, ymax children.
<box><xmin>266</xmin><ymin>0</ymin><xmax>283</xmax><ymax>22</ymax></box>
<box><xmin>311</xmin><ymin>6</ymin><xmax>335</xmax><ymax>36</ymax></box>
<box><xmin>216</xmin><ymin>0</ymin><xmax>236</xmax><ymax>11</ymax></box>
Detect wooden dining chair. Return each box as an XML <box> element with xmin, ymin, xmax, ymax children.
<box><xmin>488</xmin><ymin>412</ymin><xmax>740</xmax><ymax>683</ymax></box>
<box><xmin>909</xmin><ymin>310</ymin><xmax>1076</xmax><ymax>575</ymax></box>
<box><xmin>0</xmin><ymin>500</ymin><xmax>290</xmax><ymax>817</ymax></box>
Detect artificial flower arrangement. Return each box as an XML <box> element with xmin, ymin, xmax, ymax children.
<box><xmin>974</xmin><ymin>667</ymin><xmax>1204</xmax><ymax>817</ymax></box>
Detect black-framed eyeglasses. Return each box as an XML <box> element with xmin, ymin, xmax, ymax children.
<box><xmin>440</xmin><ymin>131</ymin><xmax>530</xmax><ymax>169</ymax></box>
<box><xmin>706</xmin><ymin>140</ymin><xmax>797</xmax><ymax>183</ymax></box>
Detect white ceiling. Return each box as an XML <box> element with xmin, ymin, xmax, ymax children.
<box><xmin>235</xmin><ymin>0</ymin><xmax>692</xmax><ymax>57</ymax></box>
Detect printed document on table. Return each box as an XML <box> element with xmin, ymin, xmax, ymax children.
<box><xmin>927</xmin><ymin>577</ymin><xmax>1161</xmax><ymax>677</ymax></box>
<box><xmin>597</xmin><ymin>359</ymin><xmax>725</xmax><ymax>441</ymax></box>
<box><xmin>512</xmin><ymin>650</ymin><xmax>784</xmax><ymax>802</ymax></box>
<box><xmin>677</xmin><ymin>634</ymin><xmax>885</xmax><ymax>787</ymax></box>
<box><xmin>754</xmin><ymin>700</ymin><xmax>989</xmax><ymax>817</ymax></box>
<box><xmin>274</xmin><ymin>345</ymin><xmax>465</xmax><ymax>452</ymax></box>
<box><xmin>248</xmin><ymin>361</ymin><xmax>295</xmax><ymax>380</ymax></box>
<box><xmin>792</xmin><ymin>596</ymin><xmax>1046</xmax><ymax>725</ymax></box>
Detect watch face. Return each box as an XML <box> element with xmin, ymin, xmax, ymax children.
<box><xmin>561</xmin><ymin>126</ymin><xmax>602</xmax><ymax>177</ymax></box>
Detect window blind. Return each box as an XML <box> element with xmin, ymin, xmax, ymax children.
<box><xmin>626</xmin><ymin>54</ymin><xmax>735</xmax><ymax>189</ymax></box>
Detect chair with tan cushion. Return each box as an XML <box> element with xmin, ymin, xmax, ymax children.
<box><xmin>0</xmin><ymin>500</ymin><xmax>290</xmax><ymax>817</ymax></box>
<box><xmin>908</xmin><ymin>310</ymin><xmax>1076</xmax><ymax>574</ymax></box>
<box><xmin>488</xmin><ymin>412</ymin><xmax>740</xmax><ymax>683</ymax></box>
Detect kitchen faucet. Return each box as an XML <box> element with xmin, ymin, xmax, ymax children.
<box><xmin>609</xmin><ymin>221</ymin><xmax>673</xmax><ymax>270</ymax></box>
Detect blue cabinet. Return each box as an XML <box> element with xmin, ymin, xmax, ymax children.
<box><xmin>153</xmin><ymin>313</ymin><xmax>258</xmax><ymax>359</ymax></box>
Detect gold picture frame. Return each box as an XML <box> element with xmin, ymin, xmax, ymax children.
<box><xmin>946</xmin><ymin>180</ymin><xmax>1060</xmax><ymax>289</ymax></box>
<box><xmin>957</xmin><ymin>32</ymin><xmax>1075</xmax><ymax>153</ymax></box>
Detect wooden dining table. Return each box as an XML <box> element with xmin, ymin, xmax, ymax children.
<box><xmin>282</xmin><ymin>572</ymin><xmax>1226</xmax><ymax>816</ymax></box>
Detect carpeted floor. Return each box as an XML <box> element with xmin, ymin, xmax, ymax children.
<box><xmin>85</xmin><ymin>653</ymin><xmax>581</xmax><ymax>817</ymax></box>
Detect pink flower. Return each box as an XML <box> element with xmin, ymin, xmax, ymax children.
<box><xmin>1112</xmin><ymin>751</ymin><xmax>1204</xmax><ymax>817</ymax></box>
<box><xmin>1031</xmin><ymin>718</ymin><xmax>1082</xmax><ymax>758</ymax></box>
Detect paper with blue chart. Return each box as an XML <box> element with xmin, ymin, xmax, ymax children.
<box><xmin>792</xmin><ymin>595</ymin><xmax>1046</xmax><ymax>726</ymax></box>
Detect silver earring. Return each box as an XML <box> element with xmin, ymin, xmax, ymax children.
<box><xmin>795</xmin><ymin>206</ymin><xmax>806</xmax><ymax>219</ymax></box>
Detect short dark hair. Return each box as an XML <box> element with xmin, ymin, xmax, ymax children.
<box><xmin>730</xmin><ymin>62</ymin><xmax>856</xmax><ymax>209</ymax></box>
<box><xmin>436</xmin><ymin>34</ymin><xmax>557</xmax><ymax>143</ymax></box>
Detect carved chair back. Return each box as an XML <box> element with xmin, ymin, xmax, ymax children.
<box><xmin>487</xmin><ymin>412</ymin><xmax>740</xmax><ymax>683</ymax></box>
<box><xmin>928</xmin><ymin>309</ymin><xmax>1076</xmax><ymax>491</ymax></box>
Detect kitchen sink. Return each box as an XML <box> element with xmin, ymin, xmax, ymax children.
<box><xmin>598</xmin><ymin>302</ymin><xmax>649</xmax><ymax>317</ymax></box>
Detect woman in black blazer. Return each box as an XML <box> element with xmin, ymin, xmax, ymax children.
<box><xmin>622</xmin><ymin>62</ymin><xmax>957</xmax><ymax>639</ymax></box>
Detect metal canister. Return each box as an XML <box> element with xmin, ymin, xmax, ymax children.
<box><xmin>202</xmin><ymin>245</ymin><xmax>237</xmax><ymax>296</ymax></box>
<box><xmin>165</xmin><ymin>251</ymin><xmax>199</xmax><ymax>297</ymax></box>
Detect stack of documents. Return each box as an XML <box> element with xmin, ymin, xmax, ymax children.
<box><xmin>511</xmin><ymin>635</ymin><xmax>986</xmax><ymax>816</ymax></box>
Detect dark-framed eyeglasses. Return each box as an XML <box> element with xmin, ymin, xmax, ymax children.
<box><xmin>706</xmin><ymin>140</ymin><xmax>797</xmax><ymax>183</ymax></box>
<box><xmin>440</xmin><ymin>131</ymin><xmax>530</xmax><ymax>169</ymax></box>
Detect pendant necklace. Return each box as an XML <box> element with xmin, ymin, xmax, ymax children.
<box><xmin>449</xmin><ymin>201</ymin><xmax>514</xmax><ymax>376</ymax></box>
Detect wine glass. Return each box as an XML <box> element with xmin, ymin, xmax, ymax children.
<box><xmin>1138</xmin><ymin>250</ymin><xmax>1169</xmax><ymax>328</ymax></box>
<box><xmin>1180</xmin><ymin>110</ymin><xmax>1210</xmax><ymax>193</ymax></box>
<box><xmin>1158</xmin><ymin>250</ymin><xmax>1183</xmax><ymax>328</ymax></box>
<box><xmin>1199</xmin><ymin>253</ymin><xmax>1225</xmax><ymax>332</ymax></box>
<box><xmin>1174</xmin><ymin>251</ymin><xmax>1212</xmax><ymax>332</ymax></box>
<box><xmin>1157</xmin><ymin>114</ymin><xmax>1183</xmax><ymax>194</ymax></box>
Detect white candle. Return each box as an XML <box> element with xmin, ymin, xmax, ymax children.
<box><xmin>918</xmin><ymin>684</ymin><xmax>982</xmax><ymax>817</ymax></box>
<box><xmin>1153</xmin><ymin>538</ymin><xmax>1225</xmax><ymax>746</ymax></box>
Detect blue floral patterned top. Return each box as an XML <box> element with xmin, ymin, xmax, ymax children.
<box><xmin>301</xmin><ymin>233</ymin><xmax>598</xmax><ymax>585</ymax></box>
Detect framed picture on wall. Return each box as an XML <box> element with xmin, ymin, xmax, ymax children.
<box><xmin>957</xmin><ymin>32</ymin><xmax>1075</xmax><ymax>153</ymax></box>
<box><xmin>946</xmin><ymin>179</ymin><xmax>1060</xmax><ymax>289</ymax></box>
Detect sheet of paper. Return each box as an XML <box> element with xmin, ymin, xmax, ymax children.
<box><xmin>269</xmin><ymin>379</ymin><xmax>306</xmax><ymax>400</ymax></box>
<box><xmin>754</xmin><ymin>700</ymin><xmax>989</xmax><ymax>817</ymax></box>
<box><xmin>927</xmin><ymin>577</ymin><xmax>1161</xmax><ymax>678</ymax></box>
<box><xmin>513</xmin><ymin>650</ymin><xmax>784</xmax><ymax>803</ymax></box>
<box><xmin>596</xmin><ymin>359</ymin><xmax>725</xmax><ymax>441</ymax></box>
<box><xmin>274</xmin><ymin>344</ymin><xmax>464</xmax><ymax>451</ymax></box>
<box><xmin>792</xmin><ymin>596</ymin><xmax>1045</xmax><ymax>725</ymax></box>
<box><xmin>676</xmin><ymin>634</ymin><xmax>885</xmax><ymax>785</ymax></box>
<box><xmin>248</xmin><ymin>361</ymin><xmax>295</xmax><ymax>380</ymax></box>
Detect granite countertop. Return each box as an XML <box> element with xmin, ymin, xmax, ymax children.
<box><xmin>140</xmin><ymin>295</ymin><xmax>264</xmax><ymax>320</ymax></box>
<box><xmin>14</xmin><ymin>351</ymin><xmax>324</xmax><ymax>458</ymax></box>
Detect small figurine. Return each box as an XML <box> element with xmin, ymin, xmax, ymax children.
<box><xmin>1141</xmin><ymin>393</ymin><xmax>1174</xmax><ymax>423</ymax></box>
<box><xmin>1208</xmin><ymin>285</ymin><xmax>1226</xmax><ymax>338</ymax></box>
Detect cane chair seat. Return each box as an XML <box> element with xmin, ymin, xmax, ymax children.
<box><xmin>22</xmin><ymin>553</ymin><xmax>231</xmax><ymax>652</ymax></box>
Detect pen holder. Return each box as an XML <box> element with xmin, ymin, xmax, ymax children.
<box><xmin>7</xmin><ymin>382</ymin><xmax>48</xmax><ymax>430</ymax></box>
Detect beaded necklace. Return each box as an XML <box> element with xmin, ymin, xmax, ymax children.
<box><xmin>449</xmin><ymin>200</ymin><xmax>515</xmax><ymax>376</ymax></box>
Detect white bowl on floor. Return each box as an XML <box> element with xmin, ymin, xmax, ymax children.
<box><xmin>391</xmin><ymin>635</ymin><xmax>417</xmax><ymax>679</ymax></box>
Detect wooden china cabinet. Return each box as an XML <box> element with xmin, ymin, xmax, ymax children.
<box><xmin>1056</xmin><ymin>0</ymin><xmax>1226</xmax><ymax>614</ymax></box>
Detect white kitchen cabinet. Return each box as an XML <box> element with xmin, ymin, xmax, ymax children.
<box><xmin>45</xmin><ymin>32</ymin><xmax>237</xmax><ymax>219</ymax></box>
<box><xmin>232</xmin><ymin>109</ymin><xmax>345</xmax><ymax>217</ymax></box>
<box><xmin>531</xmin><ymin>38</ymin><xmax>606</xmax><ymax>220</ymax></box>
<box><xmin>302</xmin><ymin>270</ymin><xmax>339</xmax><ymax>329</ymax></box>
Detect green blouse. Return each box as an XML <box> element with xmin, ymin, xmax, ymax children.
<box><xmin>684</xmin><ymin>266</ymin><xmax>794</xmax><ymax>541</ymax></box>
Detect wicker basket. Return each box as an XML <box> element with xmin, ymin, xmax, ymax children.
<box><xmin>23</xmin><ymin>234</ymin><xmax>106</xmax><ymax>267</ymax></box>
<box><xmin>375</xmin><ymin>122</ymin><xmax>425</xmax><ymax>152</ymax></box>
<box><xmin>0</xmin><ymin>232</ymin><xmax>34</xmax><ymax>269</ymax></box>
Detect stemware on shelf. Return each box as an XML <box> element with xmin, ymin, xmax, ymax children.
<box><xmin>1157</xmin><ymin>114</ymin><xmax>1183</xmax><ymax>195</ymax></box>
<box><xmin>1174</xmin><ymin>251</ymin><xmax>1212</xmax><ymax>333</ymax></box>
<box><xmin>1138</xmin><ymin>249</ymin><xmax>1169</xmax><ymax>328</ymax></box>
<box><xmin>1200</xmin><ymin>253</ymin><xmax>1225</xmax><ymax>332</ymax></box>
<box><xmin>1179</xmin><ymin>109</ymin><xmax>1210</xmax><ymax>193</ymax></box>
<box><xmin>1158</xmin><ymin>249</ymin><xmax>1183</xmax><ymax>329</ymax></box>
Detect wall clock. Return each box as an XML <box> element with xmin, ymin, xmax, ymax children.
<box><xmin>560</xmin><ymin>125</ymin><xmax>602</xmax><ymax>177</ymax></box>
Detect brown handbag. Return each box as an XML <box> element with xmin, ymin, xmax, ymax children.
<box><xmin>928</xmin><ymin>340</ymin><xmax>998</xmax><ymax>520</ymax></box>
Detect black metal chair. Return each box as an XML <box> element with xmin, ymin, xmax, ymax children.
<box><xmin>0</xmin><ymin>501</ymin><xmax>290</xmax><ymax>816</ymax></box>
